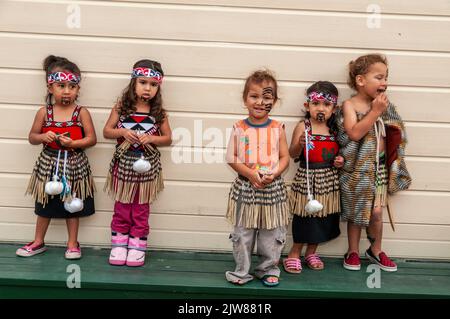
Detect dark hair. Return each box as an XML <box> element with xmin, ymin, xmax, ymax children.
<box><xmin>43</xmin><ymin>55</ymin><xmax>81</xmax><ymax>105</ymax></box>
<box><xmin>117</xmin><ymin>59</ymin><xmax>167</xmax><ymax>124</ymax></box>
<box><xmin>242</xmin><ymin>70</ymin><xmax>278</xmax><ymax>103</ymax></box>
<box><xmin>305</xmin><ymin>81</ymin><xmax>339</xmax><ymax>135</ymax></box>
<box><xmin>348</xmin><ymin>53</ymin><xmax>388</xmax><ymax>90</ymax></box>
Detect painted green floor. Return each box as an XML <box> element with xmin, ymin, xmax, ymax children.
<box><xmin>0</xmin><ymin>243</ymin><xmax>449</xmax><ymax>298</ymax></box>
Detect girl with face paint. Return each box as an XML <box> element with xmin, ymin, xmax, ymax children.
<box><xmin>103</xmin><ymin>59</ymin><xmax>172</xmax><ymax>267</ymax></box>
<box><xmin>225</xmin><ymin>70</ymin><xmax>290</xmax><ymax>287</ymax></box>
<box><xmin>19</xmin><ymin>55</ymin><xmax>97</xmax><ymax>260</ymax></box>
<box><xmin>338</xmin><ymin>54</ymin><xmax>411</xmax><ymax>272</ymax></box>
<box><xmin>284</xmin><ymin>81</ymin><xmax>344</xmax><ymax>273</ymax></box>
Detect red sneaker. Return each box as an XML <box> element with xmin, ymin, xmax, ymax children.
<box><xmin>343</xmin><ymin>252</ymin><xmax>361</xmax><ymax>271</ymax></box>
<box><xmin>365</xmin><ymin>249</ymin><xmax>397</xmax><ymax>272</ymax></box>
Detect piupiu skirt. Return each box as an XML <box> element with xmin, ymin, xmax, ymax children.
<box><xmin>104</xmin><ymin>142</ymin><xmax>164</xmax><ymax>204</ymax></box>
<box><xmin>226</xmin><ymin>175</ymin><xmax>290</xmax><ymax>230</ymax></box>
<box><xmin>26</xmin><ymin>147</ymin><xmax>96</xmax><ymax>218</ymax></box>
<box><xmin>289</xmin><ymin>162</ymin><xmax>340</xmax><ymax>217</ymax></box>
<box><xmin>289</xmin><ymin>161</ymin><xmax>340</xmax><ymax>244</ymax></box>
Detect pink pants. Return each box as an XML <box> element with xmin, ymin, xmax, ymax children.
<box><xmin>111</xmin><ymin>193</ymin><xmax>150</xmax><ymax>238</ymax></box>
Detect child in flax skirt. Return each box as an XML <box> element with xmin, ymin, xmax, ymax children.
<box><xmin>225</xmin><ymin>70</ymin><xmax>290</xmax><ymax>287</ymax></box>
<box><xmin>103</xmin><ymin>59</ymin><xmax>172</xmax><ymax>267</ymax></box>
<box><xmin>18</xmin><ymin>55</ymin><xmax>96</xmax><ymax>260</ymax></box>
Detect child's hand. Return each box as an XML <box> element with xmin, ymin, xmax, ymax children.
<box><xmin>261</xmin><ymin>172</ymin><xmax>275</xmax><ymax>186</ymax></box>
<box><xmin>372</xmin><ymin>93</ymin><xmax>389</xmax><ymax>115</ymax></box>
<box><xmin>58</xmin><ymin>135</ymin><xmax>74</xmax><ymax>148</ymax></box>
<box><xmin>138</xmin><ymin>133</ymin><xmax>155</xmax><ymax>145</ymax></box>
<box><xmin>122</xmin><ymin>129</ymin><xmax>139</xmax><ymax>144</ymax></box>
<box><xmin>247</xmin><ymin>170</ymin><xmax>264</xmax><ymax>189</ymax></box>
<box><xmin>334</xmin><ymin>155</ymin><xmax>344</xmax><ymax>168</ymax></box>
<box><xmin>42</xmin><ymin>131</ymin><xmax>57</xmax><ymax>144</ymax></box>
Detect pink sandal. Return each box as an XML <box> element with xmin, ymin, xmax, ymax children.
<box><xmin>305</xmin><ymin>254</ymin><xmax>324</xmax><ymax>270</ymax></box>
<box><xmin>283</xmin><ymin>258</ymin><xmax>302</xmax><ymax>274</ymax></box>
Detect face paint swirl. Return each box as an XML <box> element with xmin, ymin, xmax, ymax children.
<box><xmin>262</xmin><ymin>87</ymin><xmax>274</xmax><ymax>112</ymax></box>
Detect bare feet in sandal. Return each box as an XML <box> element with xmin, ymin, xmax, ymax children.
<box><xmin>283</xmin><ymin>257</ymin><xmax>302</xmax><ymax>274</ymax></box>
<box><xmin>262</xmin><ymin>275</ymin><xmax>279</xmax><ymax>287</ymax></box>
<box><xmin>305</xmin><ymin>253</ymin><xmax>324</xmax><ymax>270</ymax></box>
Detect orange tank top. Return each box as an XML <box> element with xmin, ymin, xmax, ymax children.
<box><xmin>228</xmin><ymin>118</ymin><xmax>284</xmax><ymax>174</ymax></box>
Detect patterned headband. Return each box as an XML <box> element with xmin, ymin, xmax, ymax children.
<box><xmin>131</xmin><ymin>67</ymin><xmax>163</xmax><ymax>83</ymax></box>
<box><xmin>47</xmin><ymin>71</ymin><xmax>80</xmax><ymax>84</ymax></box>
<box><xmin>306</xmin><ymin>91</ymin><xmax>338</xmax><ymax>105</ymax></box>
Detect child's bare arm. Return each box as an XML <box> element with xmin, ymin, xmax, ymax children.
<box><xmin>103</xmin><ymin>105</ymin><xmax>139</xmax><ymax>144</ymax></box>
<box><xmin>29</xmin><ymin>107</ymin><xmax>55</xmax><ymax>145</ymax></box>
<box><xmin>288</xmin><ymin>121</ymin><xmax>305</xmax><ymax>159</ymax></box>
<box><xmin>343</xmin><ymin>95</ymin><xmax>388</xmax><ymax>141</ymax></box>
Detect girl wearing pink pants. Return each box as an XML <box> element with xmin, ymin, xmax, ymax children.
<box><xmin>103</xmin><ymin>59</ymin><xmax>172</xmax><ymax>267</ymax></box>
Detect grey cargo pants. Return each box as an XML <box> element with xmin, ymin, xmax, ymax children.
<box><xmin>225</xmin><ymin>225</ymin><xmax>287</xmax><ymax>284</ymax></box>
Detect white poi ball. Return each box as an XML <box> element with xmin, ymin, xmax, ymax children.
<box><xmin>64</xmin><ymin>193</ymin><xmax>84</xmax><ymax>213</ymax></box>
<box><xmin>44</xmin><ymin>175</ymin><xmax>63</xmax><ymax>195</ymax></box>
<box><xmin>305</xmin><ymin>199</ymin><xmax>323</xmax><ymax>215</ymax></box>
<box><xmin>133</xmin><ymin>156</ymin><xmax>151</xmax><ymax>174</ymax></box>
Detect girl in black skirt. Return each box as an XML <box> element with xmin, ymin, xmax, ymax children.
<box><xmin>17</xmin><ymin>55</ymin><xmax>96</xmax><ymax>260</ymax></box>
<box><xmin>284</xmin><ymin>81</ymin><xmax>343</xmax><ymax>273</ymax></box>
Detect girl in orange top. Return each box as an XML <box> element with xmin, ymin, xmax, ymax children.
<box><xmin>225</xmin><ymin>70</ymin><xmax>290</xmax><ymax>287</ymax></box>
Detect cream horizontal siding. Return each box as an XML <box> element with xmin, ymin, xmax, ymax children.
<box><xmin>1</xmin><ymin>34</ymin><xmax>449</xmax><ymax>88</ymax></box>
<box><xmin>1</xmin><ymin>1</ymin><xmax>449</xmax><ymax>51</ymax></box>
<box><xmin>0</xmin><ymin>0</ymin><xmax>449</xmax><ymax>259</ymax></box>
<box><xmin>120</xmin><ymin>0</ymin><xmax>450</xmax><ymax>16</ymax></box>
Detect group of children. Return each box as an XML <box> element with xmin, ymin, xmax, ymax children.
<box><xmin>15</xmin><ymin>53</ymin><xmax>411</xmax><ymax>286</ymax></box>
<box><xmin>17</xmin><ymin>56</ymin><xmax>171</xmax><ymax>267</ymax></box>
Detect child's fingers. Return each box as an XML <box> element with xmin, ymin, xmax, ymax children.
<box><xmin>139</xmin><ymin>135</ymin><xmax>150</xmax><ymax>143</ymax></box>
<box><xmin>253</xmin><ymin>178</ymin><xmax>264</xmax><ymax>188</ymax></box>
<box><xmin>126</xmin><ymin>131</ymin><xmax>140</xmax><ymax>143</ymax></box>
<box><xmin>47</xmin><ymin>134</ymin><xmax>56</xmax><ymax>142</ymax></box>
<box><xmin>126</xmin><ymin>137</ymin><xmax>139</xmax><ymax>144</ymax></box>
<box><xmin>374</xmin><ymin>94</ymin><xmax>382</xmax><ymax>104</ymax></box>
<box><xmin>252</xmin><ymin>180</ymin><xmax>262</xmax><ymax>188</ymax></box>
<box><xmin>125</xmin><ymin>130</ymin><xmax>137</xmax><ymax>137</ymax></box>
<box><xmin>252</xmin><ymin>172</ymin><xmax>263</xmax><ymax>187</ymax></box>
